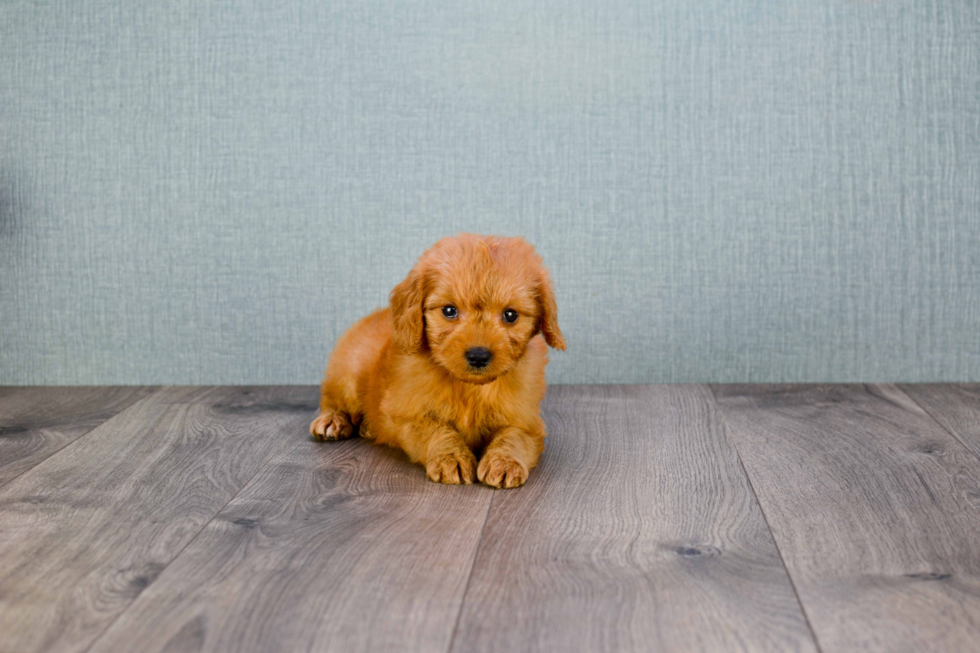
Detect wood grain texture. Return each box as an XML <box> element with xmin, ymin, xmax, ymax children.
<box><xmin>0</xmin><ymin>386</ymin><xmax>154</xmax><ymax>488</ymax></box>
<box><xmin>0</xmin><ymin>386</ymin><xmax>317</xmax><ymax>653</ymax></box>
<box><xmin>711</xmin><ymin>384</ymin><xmax>980</xmax><ymax>652</ymax></box>
<box><xmin>900</xmin><ymin>384</ymin><xmax>980</xmax><ymax>462</ymax></box>
<box><xmin>451</xmin><ymin>384</ymin><xmax>817</xmax><ymax>653</ymax></box>
<box><xmin>87</xmin><ymin>427</ymin><xmax>495</xmax><ymax>653</ymax></box>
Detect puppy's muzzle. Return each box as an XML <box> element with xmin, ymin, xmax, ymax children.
<box><xmin>464</xmin><ymin>347</ymin><xmax>493</xmax><ymax>369</ymax></box>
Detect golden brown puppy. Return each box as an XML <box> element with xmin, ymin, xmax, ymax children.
<box><xmin>310</xmin><ymin>233</ymin><xmax>565</xmax><ymax>488</ymax></box>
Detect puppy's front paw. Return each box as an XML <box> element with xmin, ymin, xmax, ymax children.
<box><xmin>310</xmin><ymin>410</ymin><xmax>353</xmax><ymax>441</ymax></box>
<box><xmin>478</xmin><ymin>451</ymin><xmax>529</xmax><ymax>489</ymax></box>
<box><xmin>425</xmin><ymin>450</ymin><xmax>478</xmax><ymax>485</ymax></box>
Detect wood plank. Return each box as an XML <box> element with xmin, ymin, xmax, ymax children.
<box><xmin>87</xmin><ymin>420</ymin><xmax>494</xmax><ymax>653</ymax></box>
<box><xmin>0</xmin><ymin>386</ymin><xmax>155</xmax><ymax>488</ymax></box>
<box><xmin>711</xmin><ymin>384</ymin><xmax>980</xmax><ymax>652</ymax></box>
<box><xmin>451</xmin><ymin>385</ymin><xmax>817</xmax><ymax>653</ymax></box>
<box><xmin>901</xmin><ymin>384</ymin><xmax>980</xmax><ymax>461</ymax></box>
<box><xmin>0</xmin><ymin>386</ymin><xmax>317</xmax><ymax>653</ymax></box>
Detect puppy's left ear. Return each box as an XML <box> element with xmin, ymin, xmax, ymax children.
<box><xmin>389</xmin><ymin>265</ymin><xmax>427</xmax><ymax>352</ymax></box>
<box><xmin>538</xmin><ymin>270</ymin><xmax>566</xmax><ymax>351</ymax></box>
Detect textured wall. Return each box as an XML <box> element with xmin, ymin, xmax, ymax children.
<box><xmin>1</xmin><ymin>0</ymin><xmax>978</xmax><ymax>385</ymax></box>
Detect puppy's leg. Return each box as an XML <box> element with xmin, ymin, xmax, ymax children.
<box><xmin>310</xmin><ymin>371</ymin><xmax>361</xmax><ymax>442</ymax></box>
<box><xmin>404</xmin><ymin>419</ymin><xmax>477</xmax><ymax>485</ymax></box>
<box><xmin>478</xmin><ymin>425</ymin><xmax>544</xmax><ymax>489</ymax></box>
<box><xmin>311</xmin><ymin>311</ymin><xmax>391</xmax><ymax>441</ymax></box>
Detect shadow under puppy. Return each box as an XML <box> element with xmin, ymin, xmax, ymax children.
<box><xmin>311</xmin><ymin>233</ymin><xmax>565</xmax><ymax>488</ymax></box>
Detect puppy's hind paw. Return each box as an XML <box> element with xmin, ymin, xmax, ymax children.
<box><xmin>425</xmin><ymin>451</ymin><xmax>478</xmax><ymax>485</ymax></box>
<box><xmin>310</xmin><ymin>410</ymin><xmax>353</xmax><ymax>442</ymax></box>
<box><xmin>478</xmin><ymin>452</ymin><xmax>529</xmax><ymax>489</ymax></box>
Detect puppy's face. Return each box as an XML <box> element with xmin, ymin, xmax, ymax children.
<box><xmin>390</xmin><ymin>234</ymin><xmax>565</xmax><ymax>384</ymax></box>
<box><xmin>423</xmin><ymin>261</ymin><xmax>542</xmax><ymax>384</ymax></box>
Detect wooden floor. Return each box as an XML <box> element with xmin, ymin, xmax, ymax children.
<box><xmin>0</xmin><ymin>385</ymin><xmax>978</xmax><ymax>653</ymax></box>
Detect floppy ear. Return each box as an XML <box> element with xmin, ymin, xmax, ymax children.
<box><xmin>389</xmin><ymin>265</ymin><xmax>427</xmax><ymax>352</ymax></box>
<box><xmin>537</xmin><ymin>270</ymin><xmax>566</xmax><ymax>351</ymax></box>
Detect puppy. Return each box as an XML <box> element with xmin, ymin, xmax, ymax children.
<box><xmin>310</xmin><ymin>233</ymin><xmax>565</xmax><ymax>488</ymax></box>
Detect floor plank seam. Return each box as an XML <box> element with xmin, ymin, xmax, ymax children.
<box><xmin>706</xmin><ymin>385</ymin><xmax>826</xmax><ymax>653</ymax></box>
<box><xmin>0</xmin><ymin>387</ymin><xmax>159</xmax><ymax>492</ymax></box>
<box><xmin>898</xmin><ymin>385</ymin><xmax>980</xmax><ymax>469</ymax></box>
<box><xmin>445</xmin><ymin>489</ymin><xmax>496</xmax><ymax>653</ymax></box>
<box><xmin>78</xmin><ymin>420</ymin><xmax>304</xmax><ymax>653</ymax></box>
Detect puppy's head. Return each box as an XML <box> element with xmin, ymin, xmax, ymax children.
<box><xmin>389</xmin><ymin>234</ymin><xmax>565</xmax><ymax>384</ymax></box>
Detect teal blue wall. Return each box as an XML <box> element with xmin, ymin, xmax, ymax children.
<box><xmin>1</xmin><ymin>0</ymin><xmax>978</xmax><ymax>384</ymax></box>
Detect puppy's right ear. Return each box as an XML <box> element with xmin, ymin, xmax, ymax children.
<box><xmin>537</xmin><ymin>268</ymin><xmax>566</xmax><ymax>351</ymax></box>
<box><xmin>389</xmin><ymin>265</ymin><xmax>426</xmax><ymax>352</ymax></box>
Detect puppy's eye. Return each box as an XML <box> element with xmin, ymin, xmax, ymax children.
<box><xmin>502</xmin><ymin>308</ymin><xmax>519</xmax><ymax>323</ymax></box>
<box><xmin>442</xmin><ymin>305</ymin><xmax>458</xmax><ymax>319</ymax></box>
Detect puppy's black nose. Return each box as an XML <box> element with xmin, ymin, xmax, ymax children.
<box><xmin>465</xmin><ymin>347</ymin><xmax>493</xmax><ymax>369</ymax></box>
